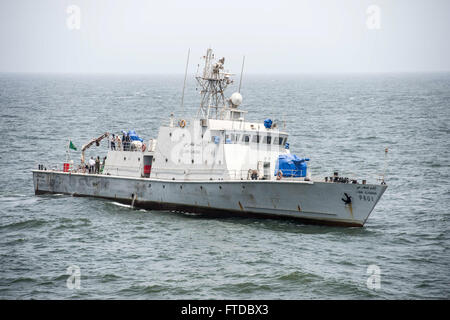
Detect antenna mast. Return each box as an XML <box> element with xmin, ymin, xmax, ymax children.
<box><xmin>381</xmin><ymin>147</ymin><xmax>389</xmax><ymax>184</ymax></box>
<box><xmin>195</xmin><ymin>48</ymin><xmax>233</xmax><ymax>119</ymax></box>
<box><xmin>180</xmin><ymin>48</ymin><xmax>190</xmax><ymax>114</ymax></box>
<box><xmin>238</xmin><ymin>55</ymin><xmax>245</xmax><ymax>93</ymax></box>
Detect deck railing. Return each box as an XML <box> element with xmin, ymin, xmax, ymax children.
<box><xmin>226</xmin><ymin>169</ymin><xmax>308</xmax><ymax>180</ymax></box>
<box><xmin>34</xmin><ymin>163</ymin><xmax>370</xmax><ymax>184</ymax></box>
<box><xmin>108</xmin><ymin>140</ymin><xmax>142</xmax><ymax>152</ymax></box>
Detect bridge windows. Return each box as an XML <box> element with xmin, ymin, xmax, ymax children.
<box><xmin>230</xmin><ymin>133</ymin><xmax>240</xmax><ymax>143</ymax></box>
<box><xmin>219</xmin><ymin>131</ymin><xmax>287</xmax><ymax>146</ymax></box>
<box><xmin>274</xmin><ymin>136</ymin><xmax>287</xmax><ymax>145</ymax></box>
<box><xmin>263</xmin><ymin>136</ymin><xmax>272</xmax><ymax>144</ymax></box>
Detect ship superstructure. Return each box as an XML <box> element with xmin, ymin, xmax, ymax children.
<box><xmin>104</xmin><ymin>48</ymin><xmax>291</xmax><ymax>182</ymax></box>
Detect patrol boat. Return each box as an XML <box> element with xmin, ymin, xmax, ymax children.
<box><xmin>33</xmin><ymin>49</ymin><xmax>387</xmax><ymax>227</ymax></box>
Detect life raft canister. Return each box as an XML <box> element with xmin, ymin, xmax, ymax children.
<box><xmin>276</xmin><ymin>170</ymin><xmax>283</xmax><ymax>180</ymax></box>
<box><xmin>179</xmin><ymin>119</ymin><xmax>186</xmax><ymax>128</ymax></box>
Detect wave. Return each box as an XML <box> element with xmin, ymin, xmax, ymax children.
<box><xmin>109</xmin><ymin>201</ymin><xmax>133</xmax><ymax>209</ymax></box>
<box><xmin>217</xmin><ymin>281</ymin><xmax>273</xmax><ymax>294</ymax></box>
<box><xmin>120</xmin><ymin>284</ymin><xmax>167</xmax><ymax>295</ymax></box>
<box><xmin>100</xmin><ymin>273</ymin><xmax>122</xmax><ymax>283</ymax></box>
<box><xmin>10</xmin><ymin>277</ymin><xmax>37</xmax><ymax>284</ymax></box>
<box><xmin>0</xmin><ymin>219</ymin><xmax>47</xmax><ymax>230</ymax></box>
<box><xmin>277</xmin><ymin>270</ymin><xmax>321</xmax><ymax>283</ymax></box>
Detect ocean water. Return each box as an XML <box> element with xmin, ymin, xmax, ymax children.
<box><xmin>0</xmin><ymin>73</ymin><xmax>448</xmax><ymax>299</ymax></box>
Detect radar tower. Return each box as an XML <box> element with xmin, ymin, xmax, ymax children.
<box><xmin>195</xmin><ymin>48</ymin><xmax>234</xmax><ymax>119</ymax></box>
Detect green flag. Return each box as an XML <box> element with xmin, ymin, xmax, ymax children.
<box><xmin>69</xmin><ymin>141</ymin><xmax>77</xmax><ymax>151</ymax></box>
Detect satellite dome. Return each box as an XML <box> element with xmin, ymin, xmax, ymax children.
<box><xmin>230</xmin><ymin>92</ymin><xmax>243</xmax><ymax>107</ymax></box>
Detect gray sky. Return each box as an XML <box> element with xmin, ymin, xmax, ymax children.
<box><xmin>1</xmin><ymin>0</ymin><xmax>449</xmax><ymax>73</ymax></box>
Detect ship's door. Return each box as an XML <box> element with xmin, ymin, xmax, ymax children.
<box><xmin>263</xmin><ymin>162</ymin><xmax>271</xmax><ymax>179</ymax></box>
<box><xmin>143</xmin><ymin>155</ymin><xmax>153</xmax><ymax>178</ymax></box>
<box><xmin>257</xmin><ymin>161</ymin><xmax>271</xmax><ymax>180</ymax></box>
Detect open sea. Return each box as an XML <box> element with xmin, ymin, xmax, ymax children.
<box><xmin>0</xmin><ymin>73</ymin><xmax>449</xmax><ymax>299</ymax></box>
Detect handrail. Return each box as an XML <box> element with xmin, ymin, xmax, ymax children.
<box><xmin>108</xmin><ymin>140</ymin><xmax>143</xmax><ymax>152</ymax></box>
<box><xmin>34</xmin><ymin>162</ymin><xmax>371</xmax><ymax>184</ymax></box>
<box><xmin>33</xmin><ymin>164</ymin><xmax>372</xmax><ymax>185</ymax></box>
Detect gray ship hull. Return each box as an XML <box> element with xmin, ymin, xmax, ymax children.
<box><xmin>33</xmin><ymin>170</ymin><xmax>387</xmax><ymax>227</ymax></box>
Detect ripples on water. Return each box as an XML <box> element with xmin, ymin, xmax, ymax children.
<box><xmin>0</xmin><ymin>73</ymin><xmax>449</xmax><ymax>299</ymax></box>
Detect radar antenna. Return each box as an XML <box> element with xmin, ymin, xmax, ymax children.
<box><xmin>195</xmin><ymin>48</ymin><xmax>233</xmax><ymax>119</ymax></box>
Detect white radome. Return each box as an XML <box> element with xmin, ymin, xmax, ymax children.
<box><xmin>230</xmin><ymin>92</ymin><xmax>243</xmax><ymax>107</ymax></box>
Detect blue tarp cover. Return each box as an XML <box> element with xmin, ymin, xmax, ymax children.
<box><xmin>127</xmin><ymin>130</ymin><xmax>143</xmax><ymax>142</ymax></box>
<box><xmin>264</xmin><ymin>118</ymin><xmax>272</xmax><ymax>129</ymax></box>
<box><xmin>274</xmin><ymin>154</ymin><xmax>309</xmax><ymax>177</ymax></box>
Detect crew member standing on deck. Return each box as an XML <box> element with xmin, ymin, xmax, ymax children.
<box><xmin>88</xmin><ymin>157</ymin><xmax>95</xmax><ymax>173</ymax></box>
<box><xmin>116</xmin><ymin>135</ymin><xmax>122</xmax><ymax>151</ymax></box>
<box><xmin>101</xmin><ymin>156</ymin><xmax>107</xmax><ymax>173</ymax></box>
<box><xmin>110</xmin><ymin>134</ymin><xmax>116</xmax><ymax>150</ymax></box>
<box><xmin>95</xmin><ymin>156</ymin><xmax>100</xmax><ymax>174</ymax></box>
<box><xmin>124</xmin><ymin>133</ymin><xmax>131</xmax><ymax>151</ymax></box>
<box><xmin>122</xmin><ymin>131</ymin><xmax>126</xmax><ymax>150</ymax></box>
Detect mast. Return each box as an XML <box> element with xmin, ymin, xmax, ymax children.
<box><xmin>238</xmin><ymin>55</ymin><xmax>245</xmax><ymax>93</ymax></box>
<box><xmin>195</xmin><ymin>48</ymin><xmax>233</xmax><ymax>119</ymax></box>
<box><xmin>180</xmin><ymin>48</ymin><xmax>190</xmax><ymax>114</ymax></box>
